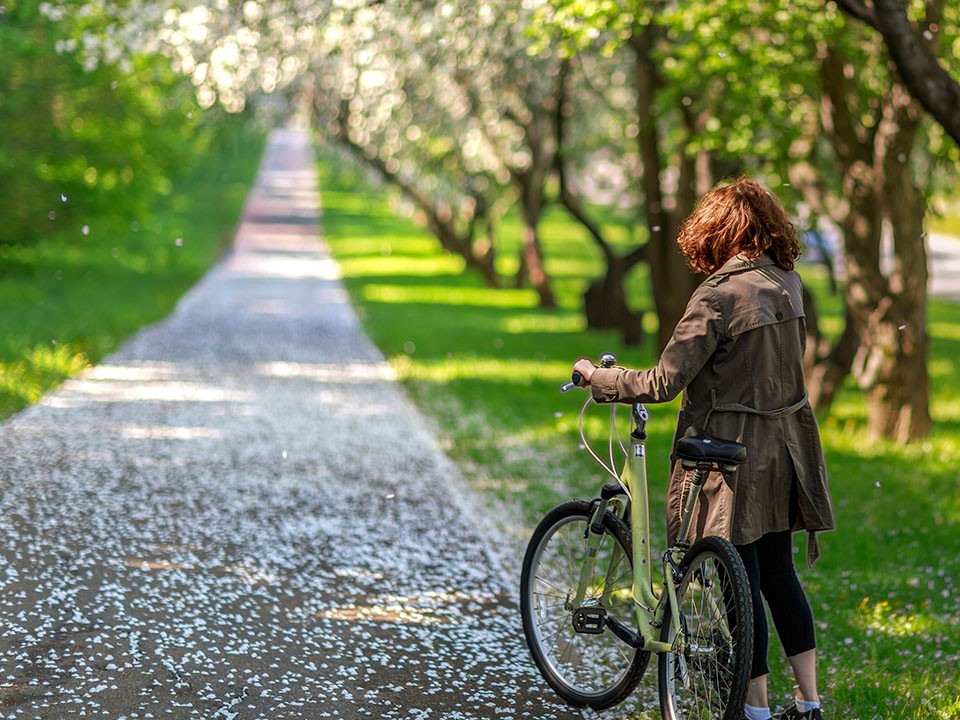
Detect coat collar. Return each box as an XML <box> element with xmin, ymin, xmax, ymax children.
<box><xmin>704</xmin><ymin>253</ymin><xmax>775</xmax><ymax>285</ymax></box>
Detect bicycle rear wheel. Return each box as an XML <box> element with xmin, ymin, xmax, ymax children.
<box><xmin>658</xmin><ymin>536</ymin><xmax>753</xmax><ymax>720</ymax></box>
<box><xmin>520</xmin><ymin>500</ymin><xmax>649</xmax><ymax>710</ymax></box>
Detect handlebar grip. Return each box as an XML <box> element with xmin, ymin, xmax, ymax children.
<box><xmin>560</xmin><ymin>370</ymin><xmax>585</xmax><ymax>393</ymax></box>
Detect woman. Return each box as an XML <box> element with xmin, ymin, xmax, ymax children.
<box><xmin>573</xmin><ymin>178</ymin><xmax>835</xmax><ymax>720</ymax></box>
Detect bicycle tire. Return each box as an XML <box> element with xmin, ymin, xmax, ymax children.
<box><xmin>520</xmin><ymin>500</ymin><xmax>650</xmax><ymax>710</ymax></box>
<box><xmin>658</xmin><ymin>536</ymin><xmax>753</xmax><ymax>720</ymax></box>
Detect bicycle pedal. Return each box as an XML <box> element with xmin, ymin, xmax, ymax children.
<box><xmin>572</xmin><ymin>606</ymin><xmax>607</xmax><ymax>635</ymax></box>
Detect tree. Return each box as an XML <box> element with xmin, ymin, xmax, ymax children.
<box><xmin>534</xmin><ymin>0</ymin><xmax>955</xmax><ymax>439</ymax></box>
<box><xmin>44</xmin><ymin>0</ymin><xmax>958</xmax><ymax>438</ymax></box>
<box><xmin>309</xmin><ymin>1</ymin><xmax>565</xmax><ymax>306</ymax></box>
<box><xmin>1</xmin><ymin>0</ymin><xmax>233</xmax><ymax>251</ymax></box>
<box><xmin>834</xmin><ymin>0</ymin><xmax>960</xmax><ymax>146</ymax></box>
<box><xmin>553</xmin><ymin>56</ymin><xmax>648</xmax><ymax>345</ymax></box>
<box><xmin>793</xmin><ymin>14</ymin><xmax>937</xmax><ymax>440</ymax></box>
<box><xmin>688</xmin><ymin>0</ymin><xmax>950</xmax><ymax>440</ymax></box>
<box><xmin>533</xmin><ymin>3</ymin><xmax>725</xmax><ymax>351</ymax></box>
<box><xmin>312</xmin><ymin>3</ymin><xmax>509</xmax><ymax>289</ymax></box>
<box><xmin>658</xmin><ymin>0</ymin><xmax>948</xmax><ymax>440</ymax></box>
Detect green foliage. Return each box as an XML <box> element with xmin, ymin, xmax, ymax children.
<box><xmin>0</xmin><ymin>121</ymin><xmax>264</xmax><ymax>418</ymax></box>
<box><xmin>320</xmin><ymin>163</ymin><xmax>960</xmax><ymax>720</ymax></box>
<box><xmin>531</xmin><ymin>0</ymin><xmax>959</xmax><ymax>203</ymax></box>
<box><xmin>527</xmin><ymin>0</ymin><xmax>635</xmax><ymax>56</ymax></box>
<box><xmin>0</xmin><ymin>0</ymin><xmax>266</xmax><ymax>418</ymax></box>
<box><xmin>0</xmin><ymin>0</ymin><xmax>212</xmax><ymax>250</ymax></box>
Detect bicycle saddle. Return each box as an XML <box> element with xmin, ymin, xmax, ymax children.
<box><xmin>675</xmin><ymin>433</ymin><xmax>747</xmax><ymax>471</ymax></box>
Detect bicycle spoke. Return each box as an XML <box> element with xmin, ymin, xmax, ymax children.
<box><xmin>535</xmin><ymin>615</ymin><xmax>569</xmax><ymax>634</ymax></box>
<box><xmin>522</xmin><ymin>502</ymin><xmax>651</xmax><ymax>710</ymax></box>
<box><xmin>658</xmin><ymin>539</ymin><xmax>751</xmax><ymax>720</ymax></box>
<box><xmin>533</xmin><ymin>597</ymin><xmax>569</xmax><ymax>612</ymax></box>
<box><xmin>534</xmin><ymin>576</ymin><xmax>570</xmax><ymax>597</ymax></box>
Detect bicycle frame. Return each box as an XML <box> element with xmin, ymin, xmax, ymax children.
<box><xmin>575</xmin><ymin>399</ymin><xmax>709</xmax><ymax>655</ymax></box>
<box><xmin>624</xmin><ymin>402</ymin><xmax>680</xmax><ymax>654</ymax></box>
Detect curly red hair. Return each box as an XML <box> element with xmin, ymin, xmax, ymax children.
<box><xmin>676</xmin><ymin>178</ymin><xmax>801</xmax><ymax>275</ymax></box>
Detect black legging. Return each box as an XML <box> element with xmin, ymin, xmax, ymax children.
<box><xmin>736</xmin><ymin>529</ymin><xmax>817</xmax><ymax>679</ymax></box>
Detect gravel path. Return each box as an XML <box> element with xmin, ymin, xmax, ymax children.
<box><xmin>0</xmin><ymin>129</ymin><xmax>585</xmax><ymax>720</ymax></box>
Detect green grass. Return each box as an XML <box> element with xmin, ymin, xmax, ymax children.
<box><xmin>0</xmin><ymin>124</ymin><xmax>265</xmax><ymax>417</ymax></box>
<box><xmin>930</xmin><ymin>195</ymin><xmax>960</xmax><ymax>237</ymax></box>
<box><xmin>319</xmin><ymin>159</ymin><xmax>960</xmax><ymax>720</ymax></box>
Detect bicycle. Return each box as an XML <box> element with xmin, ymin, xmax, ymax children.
<box><xmin>520</xmin><ymin>353</ymin><xmax>754</xmax><ymax>720</ymax></box>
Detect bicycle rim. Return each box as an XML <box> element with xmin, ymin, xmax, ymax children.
<box><xmin>521</xmin><ymin>502</ymin><xmax>647</xmax><ymax>709</ymax></box>
<box><xmin>658</xmin><ymin>537</ymin><xmax>752</xmax><ymax>720</ymax></box>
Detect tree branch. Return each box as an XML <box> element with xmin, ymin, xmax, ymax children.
<box><xmin>834</xmin><ymin>0</ymin><xmax>960</xmax><ymax>146</ymax></box>
<box><xmin>820</xmin><ymin>44</ymin><xmax>872</xmax><ymax>164</ymax></box>
<box><xmin>832</xmin><ymin>0</ymin><xmax>880</xmax><ymax>29</ymax></box>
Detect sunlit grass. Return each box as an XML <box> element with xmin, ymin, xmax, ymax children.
<box><xmin>392</xmin><ymin>355</ymin><xmax>571</xmax><ymax>384</ymax></box>
<box><xmin>361</xmin><ymin>283</ymin><xmax>540</xmax><ymax>308</ymax></box>
<box><xmin>928</xmin><ymin>194</ymin><xmax>960</xmax><ymax>237</ymax></box>
<box><xmin>319</xmin><ymin>156</ymin><xmax>960</xmax><ymax>719</ymax></box>
<box><xmin>500</xmin><ymin>313</ymin><xmax>585</xmax><ymax>334</ymax></box>
<box><xmin>856</xmin><ymin>598</ymin><xmax>952</xmax><ymax>640</ymax></box>
<box><xmin>337</xmin><ymin>256</ymin><xmax>464</xmax><ymax>278</ymax></box>
<box><xmin>0</xmin><ymin>343</ymin><xmax>91</xmax><ymax>410</ymax></box>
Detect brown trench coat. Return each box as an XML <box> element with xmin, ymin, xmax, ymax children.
<box><xmin>589</xmin><ymin>254</ymin><xmax>835</xmax><ymax>566</ymax></box>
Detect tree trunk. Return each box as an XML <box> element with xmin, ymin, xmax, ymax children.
<box><xmin>831</xmin><ymin>178</ymin><xmax>931</xmax><ymax>440</ymax></box>
<box><xmin>467</xmin><ymin>240</ymin><xmax>501</xmax><ymax>289</ymax></box>
<box><xmin>521</xmin><ymin>221</ymin><xmax>556</xmax><ymax>309</ymax></box>
<box><xmin>631</xmin><ymin>27</ymin><xmax>700</xmax><ymax>352</ymax></box>
<box><xmin>808</xmin><ymin>44</ymin><xmax>932</xmax><ymax>440</ymax></box>
<box><xmin>876</xmin><ymin>84</ymin><xmax>931</xmax><ymax>440</ymax></box>
<box><xmin>849</xmin><ymin>85</ymin><xmax>931</xmax><ymax>441</ymax></box>
<box><xmin>583</xmin><ymin>257</ymin><xmax>645</xmax><ymax>346</ymax></box>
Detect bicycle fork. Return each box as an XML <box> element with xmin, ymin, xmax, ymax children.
<box><xmin>570</xmin><ymin>492</ymin><xmax>625</xmax><ymax>609</ymax></box>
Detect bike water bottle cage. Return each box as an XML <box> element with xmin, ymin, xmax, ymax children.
<box><xmin>675</xmin><ymin>433</ymin><xmax>747</xmax><ymax>472</ymax></box>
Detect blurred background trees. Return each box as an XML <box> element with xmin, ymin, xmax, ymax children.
<box><xmin>0</xmin><ymin>0</ymin><xmax>263</xmax><ymax>414</ymax></box>
<box><xmin>1</xmin><ymin>0</ymin><xmax>245</xmax><ymax>248</ymax></box>
<box><xmin>11</xmin><ymin>0</ymin><xmax>960</xmax><ymax>440</ymax></box>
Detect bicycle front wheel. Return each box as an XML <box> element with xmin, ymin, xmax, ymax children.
<box><xmin>520</xmin><ymin>500</ymin><xmax>649</xmax><ymax>710</ymax></box>
<box><xmin>658</xmin><ymin>536</ymin><xmax>753</xmax><ymax>720</ymax></box>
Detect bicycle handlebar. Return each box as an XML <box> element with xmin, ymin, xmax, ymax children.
<box><xmin>559</xmin><ymin>371</ymin><xmax>584</xmax><ymax>393</ymax></box>
<box><xmin>559</xmin><ymin>352</ymin><xmax>616</xmax><ymax>393</ymax></box>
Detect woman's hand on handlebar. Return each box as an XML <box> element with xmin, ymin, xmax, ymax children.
<box><xmin>561</xmin><ymin>353</ymin><xmax>614</xmax><ymax>392</ymax></box>
<box><xmin>572</xmin><ymin>358</ymin><xmax>596</xmax><ymax>386</ymax></box>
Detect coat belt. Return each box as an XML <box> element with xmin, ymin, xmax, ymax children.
<box><xmin>704</xmin><ymin>389</ymin><xmax>809</xmax><ymax>430</ymax></box>
<box><xmin>704</xmin><ymin>388</ymin><xmax>821</xmax><ymax>567</ymax></box>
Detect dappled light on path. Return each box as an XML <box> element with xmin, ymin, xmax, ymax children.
<box><xmin>256</xmin><ymin>360</ymin><xmax>396</xmax><ymax>383</ymax></box>
<box><xmin>0</xmin><ymin>129</ymin><xmax>581</xmax><ymax>719</ymax></box>
<box><xmin>44</xmin><ymin>363</ymin><xmax>254</xmax><ymax>407</ymax></box>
